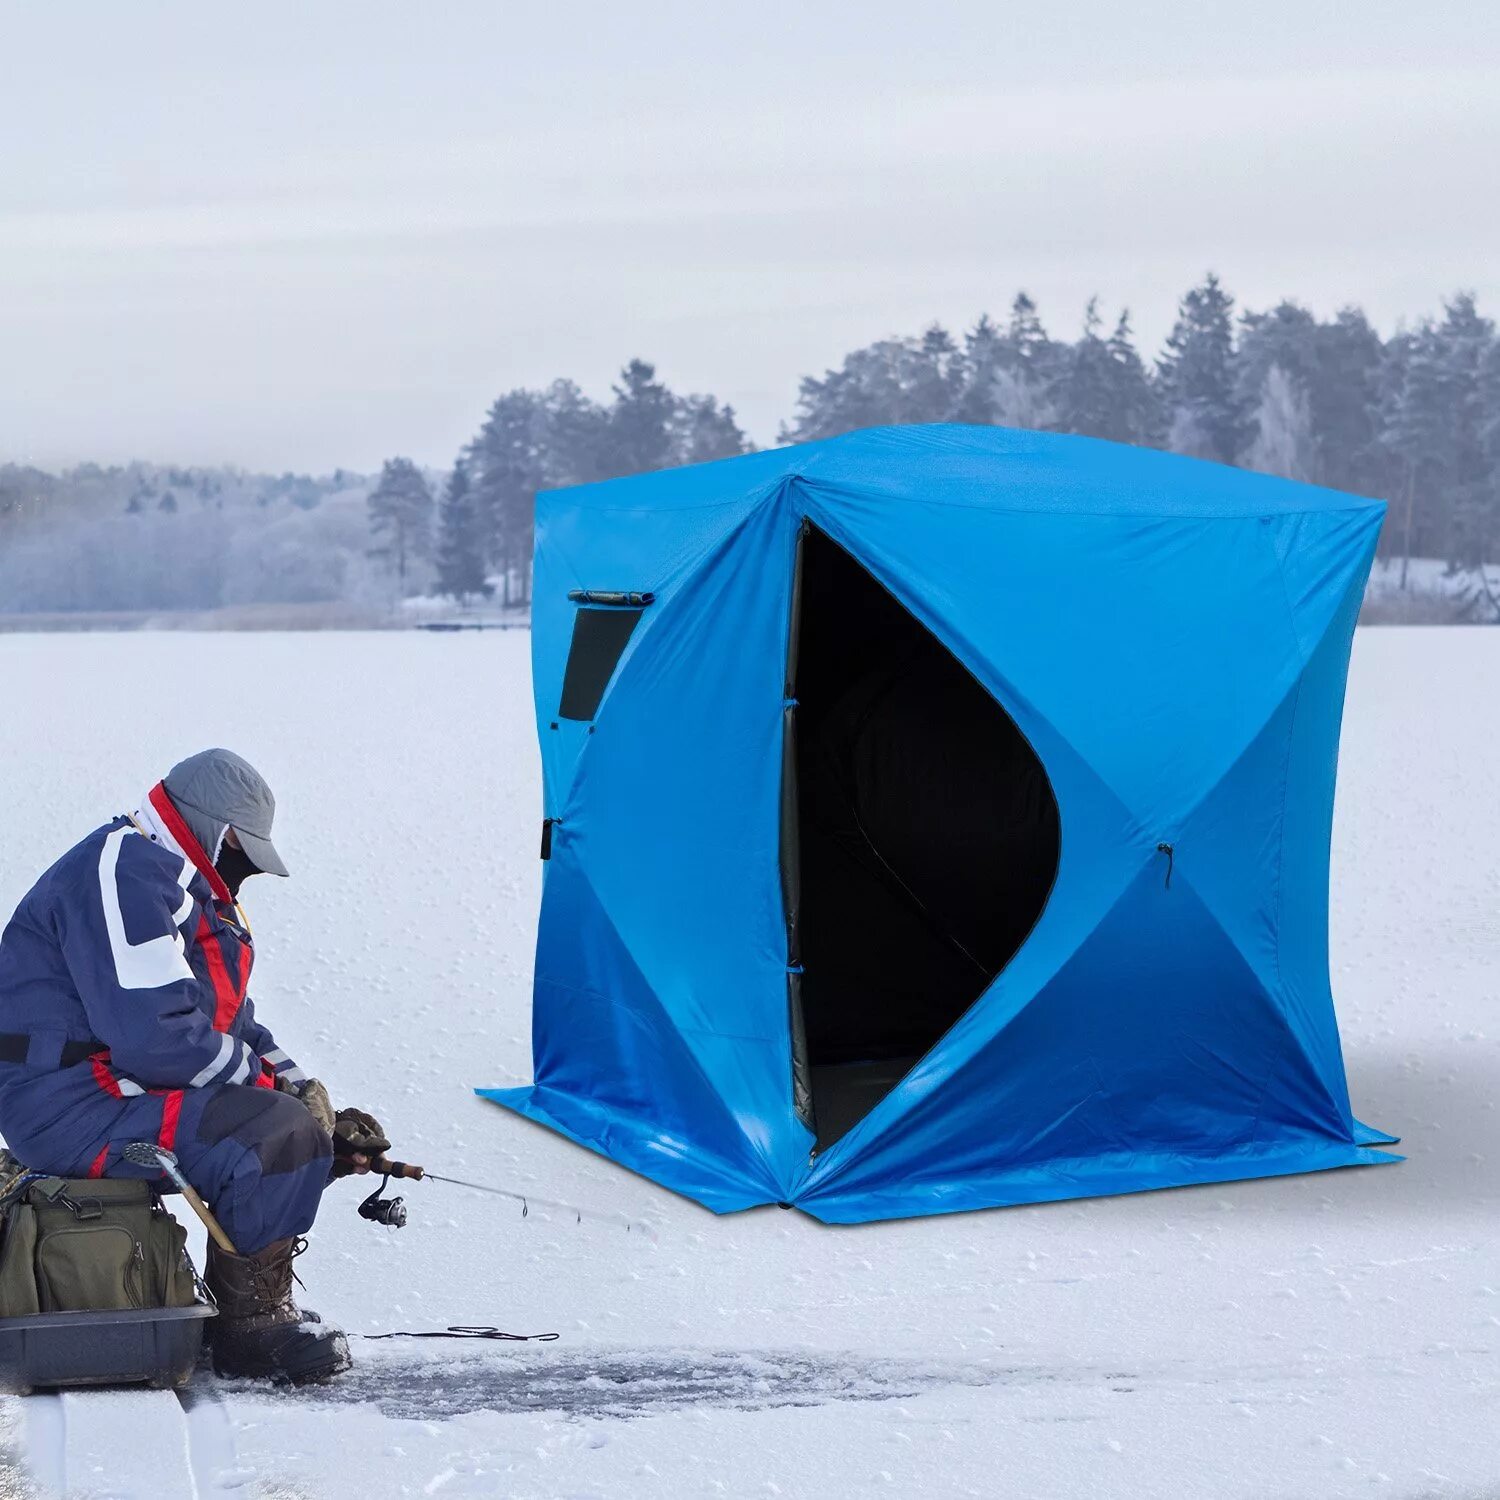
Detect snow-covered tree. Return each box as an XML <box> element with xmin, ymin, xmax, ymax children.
<box><xmin>1246</xmin><ymin>365</ymin><xmax>1315</xmax><ymax>482</ymax></box>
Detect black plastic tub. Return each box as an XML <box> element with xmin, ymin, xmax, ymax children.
<box><xmin>0</xmin><ymin>1302</ymin><xmax>216</xmax><ymax>1393</ymax></box>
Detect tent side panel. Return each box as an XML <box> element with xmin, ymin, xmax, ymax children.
<box><xmin>796</xmin><ymin>860</ymin><xmax>1357</xmax><ymax>1218</ymax></box>
<box><xmin>481</xmin><ymin>851</ymin><xmax>776</xmax><ymax>1213</ymax></box>
<box><xmin>1272</xmin><ymin>507</ymin><xmax>1386</xmax><ymax>1128</ymax></box>
<box><xmin>529</xmin><ymin>492</ymin><xmax>812</xmax><ymax>1196</ymax></box>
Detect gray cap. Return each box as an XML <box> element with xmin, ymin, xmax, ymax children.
<box><xmin>163</xmin><ymin>748</ymin><xmax>289</xmax><ymax>878</ymax></box>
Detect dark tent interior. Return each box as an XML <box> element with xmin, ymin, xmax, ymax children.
<box><xmin>787</xmin><ymin>526</ymin><xmax>1061</xmax><ymax>1150</ymax></box>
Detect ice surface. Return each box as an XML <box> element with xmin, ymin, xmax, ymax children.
<box><xmin>0</xmin><ymin>626</ymin><xmax>1496</xmax><ymax>1498</ymax></box>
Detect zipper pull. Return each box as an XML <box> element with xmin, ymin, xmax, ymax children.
<box><xmin>1156</xmin><ymin>842</ymin><xmax>1175</xmax><ymax>889</ymax></box>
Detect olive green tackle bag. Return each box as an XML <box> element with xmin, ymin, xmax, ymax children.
<box><xmin>0</xmin><ymin>1174</ymin><xmax>199</xmax><ymax>1317</ymax></box>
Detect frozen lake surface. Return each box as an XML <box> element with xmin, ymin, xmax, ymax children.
<box><xmin>0</xmin><ymin>626</ymin><xmax>1495</xmax><ymax>1498</ymax></box>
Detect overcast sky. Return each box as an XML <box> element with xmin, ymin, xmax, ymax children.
<box><xmin>2</xmin><ymin>2</ymin><xmax>1498</xmax><ymax>473</ymax></box>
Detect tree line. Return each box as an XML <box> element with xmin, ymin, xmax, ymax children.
<box><xmin>370</xmin><ymin>275</ymin><xmax>1500</xmax><ymax>611</ymax></box>
<box><xmin>5</xmin><ymin>274</ymin><xmax>1496</xmax><ymax>620</ymax></box>
<box><xmin>367</xmin><ymin>360</ymin><xmax>748</xmax><ymax>606</ymax></box>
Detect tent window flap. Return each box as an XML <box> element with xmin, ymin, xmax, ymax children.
<box><xmin>558</xmin><ymin>607</ymin><xmax>643</xmax><ymax>721</ymax></box>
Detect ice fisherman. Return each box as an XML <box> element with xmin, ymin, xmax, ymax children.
<box><xmin>0</xmin><ymin>749</ymin><xmax>387</xmax><ymax>1384</ymax></box>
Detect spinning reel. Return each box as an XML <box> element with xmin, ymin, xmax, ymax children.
<box><xmin>355</xmin><ymin>1156</ymin><xmax>424</xmax><ymax>1230</ymax></box>
<box><xmin>358</xmin><ymin>1173</ymin><xmax>407</xmax><ymax>1229</ymax></box>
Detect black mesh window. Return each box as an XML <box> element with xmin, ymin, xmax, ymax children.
<box><xmin>558</xmin><ymin>607</ymin><xmax>643</xmax><ymax>721</ymax></box>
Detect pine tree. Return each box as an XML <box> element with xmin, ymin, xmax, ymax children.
<box><xmin>1053</xmin><ymin>302</ymin><xmax>1158</xmax><ymax>444</ymax></box>
<box><xmin>951</xmin><ymin>315</ymin><xmax>1006</xmax><ymax>424</ymax></box>
<box><xmin>434</xmin><ymin>458</ymin><xmax>490</xmax><ymax>604</ymax></box>
<box><xmin>905</xmin><ymin>324</ymin><xmax>965</xmax><ymax>422</ymax></box>
<box><xmin>987</xmin><ymin>293</ymin><xmax>1062</xmax><ymax>430</ymax></box>
<box><xmin>602</xmin><ymin>360</ymin><xmax>677</xmax><ymax>477</ymax></box>
<box><xmin>671</xmin><ymin>394</ymin><xmax>750</xmax><ymax>465</ymax></box>
<box><xmin>1236</xmin><ymin>303</ymin><xmax>1318</xmax><ymax>403</ymax></box>
<box><xmin>1376</xmin><ymin>295</ymin><xmax>1497</xmax><ymax>577</ymax></box>
<box><xmin>1105</xmin><ymin>311</ymin><xmax>1161</xmax><ymax>444</ymax></box>
<box><xmin>366</xmin><ymin>456</ymin><xmax>435</xmax><ymax>597</ymax></box>
<box><xmin>1313</xmin><ymin>308</ymin><xmax>1387</xmax><ymax>496</ymax></box>
<box><xmin>467</xmin><ymin>390</ymin><xmax>550</xmax><ymax>607</ymax></box>
<box><xmin>1482</xmin><ymin>336</ymin><xmax>1500</xmax><ymax>496</ymax></box>
<box><xmin>540</xmin><ymin>379</ymin><xmax>610</xmax><ymax>488</ymax></box>
<box><xmin>1381</xmin><ymin>321</ymin><xmax>1450</xmax><ymax>583</ymax></box>
<box><xmin>1056</xmin><ymin>299</ymin><xmax>1109</xmax><ymax>435</ymax></box>
<box><xmin>781</xmin><ymin>333</ymin><xmax>960</xmax><ymax>441</ymax></box>
<box><xmin>1432</xmin><ymin>294</ymin><xmax>1496</xmax><ymax>569</ymax></box>
<box><xmin>1006</xmin><ymin>292</ymin><xmax>1053</xmax><ymax>370</ymax></box>
<box><xmin>1158</xmin><ymin>273</ymin><xmax>1250</xmax><ymax>463</ymax></box>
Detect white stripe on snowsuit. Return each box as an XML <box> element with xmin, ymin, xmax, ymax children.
<box><xmin>226</xmin><ymin>1039</ymin><xmax>255</xmax><ymax>1085</ymax></box>
<box><xmin>261</xmin><ymin>1048</ymin><xmax>304</xmax><ymax>1084</ymax></box>
<box><xmin>186</xmin><ymin>1035</ymin><xmax>254</xmax><ymax>1089</ymax></box>
<box><xmin>188</xmin><ymin>1031</ymin><xmax>235</xmax><ymax>1087</ymax></box>
<box><xmin>98</xmin><ymin>828</ymin><xmax>195</xmax><ymax>991</ymax></box>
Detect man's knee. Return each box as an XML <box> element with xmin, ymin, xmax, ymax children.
<box><xmin>198</xmin><ymin>1085</ymin><xmax>332</xmax><ymax>1179</ymax></box>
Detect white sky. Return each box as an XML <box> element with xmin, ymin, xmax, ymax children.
<box><xmin>2</xmin><ymin>1</ymin><xmax>1498</xmax><ymax>472</ymax></box>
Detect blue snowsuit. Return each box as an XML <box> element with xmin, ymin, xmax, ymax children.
<box><xmin>0</xmin><ymin>784</ymin><xmax>332</xmax><ymax>1252</ymax></box>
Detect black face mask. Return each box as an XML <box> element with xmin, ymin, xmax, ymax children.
<box><xmin>214</xmin><ymin>843</ymin><xmax>261</xmax><ymax>900</ymax></box>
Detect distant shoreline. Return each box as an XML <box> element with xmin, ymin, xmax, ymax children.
<box><xmin>0</xmin><ymin>602</ymin><xmax>530</xmax><ymax>633</ymax></box>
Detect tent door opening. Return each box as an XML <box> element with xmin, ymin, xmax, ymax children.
<box><xmin>784</xmin><ymin>524</ymin><xmax>1061</xmax><ymax>1152</ymax></box>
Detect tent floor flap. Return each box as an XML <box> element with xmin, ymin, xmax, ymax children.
<box><xmin>477</xmin><ymin>1086</ymin><xmax>781</xmax><ymax>1216</ymax></box>
<box><xmin>795</xmin><ymin>1138</ymin><xmax>1404</xmax><ymax>1225</ymax></box>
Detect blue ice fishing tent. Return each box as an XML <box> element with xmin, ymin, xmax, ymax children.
<box><xmin>479</xmin><ymin>424</ymin><xmax>1400</xmax><ymax>1222</ymax></box>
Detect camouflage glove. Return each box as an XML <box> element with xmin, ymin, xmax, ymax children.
<box><xmin>277</xmin><ymin>1075</ymin><xmax>335</xmax><ymax>1135</ymax></box>
<box><xmin>330</xmin><ymin>1107</ymin><xmax>391</xmax><ymax>1179</ymax></box>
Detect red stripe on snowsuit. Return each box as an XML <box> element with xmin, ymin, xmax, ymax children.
<box><xmin>148</xmin><ymin>782</ymin><xmax>232</xmax><ymax>904</ymax></box>
<box><xmin>159</xmin><ymin>1090</ymin><xmax>184</xmax><ymax>1154</ymax></box>
<box><xmin>87</xmin><ymin>1145</ymin><xmax>109</xmax><ymax>1179</ymax></box>
<box><xmin>254</xmin><ymin>1062</ymin><xmax>275</xmax><ymax>1090</ymax></box>
<box><xmin>89</xmin><ymin>1054</ymin><xmax>123</xmax><ymax>1099</ymax></box>
<box><xmin>199</xmin><ymin>913</ymin><xmax>243</xmax><ymax>1032</ymax></box>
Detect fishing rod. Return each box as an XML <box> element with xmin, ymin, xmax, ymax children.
<box><xmin>358</xmin><ymin>1156</ymin><xmax>655</xmax><ymax>1238</ymax></box>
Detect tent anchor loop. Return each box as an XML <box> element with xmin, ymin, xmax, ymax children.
<box><xmin>1156</xmin><ymin>842</ymin><xmax>1175</xmax><ymax>889</ymax></box>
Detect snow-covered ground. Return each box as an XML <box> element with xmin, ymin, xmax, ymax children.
<box><xmin>0</xmin><ymin>627</ymin><xmax>1496</xmax><ymax>1499</ymax></box>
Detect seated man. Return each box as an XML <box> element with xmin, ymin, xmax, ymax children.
<box><xmin>0</xmin><ymin>748</ymin><xmax>386</xmax><ymax>1384</ymax></box>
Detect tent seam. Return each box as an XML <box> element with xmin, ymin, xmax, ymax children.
<box><xmin>1244</xmin><ymin>667</ymin><xmax>1306</xmax><ymax>1150</ymax></box>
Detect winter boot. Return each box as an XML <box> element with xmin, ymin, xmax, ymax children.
<box><xmin>205</xmin><ymin>1237</ymin><xmax>350</xmax><ymax>1384</ymax></box>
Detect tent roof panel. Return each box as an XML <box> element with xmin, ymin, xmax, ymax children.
<box><xmin>545</xmin><ymin>423</ymin><xmax>1386</xmax><ymax>521</ymax></box>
